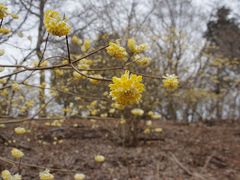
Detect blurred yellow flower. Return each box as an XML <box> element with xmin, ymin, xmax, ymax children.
<box><xmin>144</xmin><ymin>128</ymin><xmax>151</xmax><ymax>134</ymax></box>
<box><xmin>81</xmin><ymin>39</ymin><xmax>91</xmax><ymax>52</ymax></box>
<box><xmin>0</xmin><ymin>3</ymin><xmax>8</xmax><ymax>19</ymax></box>
<box><xmin>146</xmin><ymin>120</ymin><xmax>152</xmax><ymax>127</ymax></box>
<box><xmin>11</xmin><ymin>148</ymin><xmax>24</xmax><ymax>159</ymax></box>
<box><xmin>162</xmin><ymin>74</ymin><xmax>179</xmax><ymax>90</ymax></box>
<box><xmin>154</xmin><ymin>128</ymin><xmax>163</xmax><ymax>133</ymax></box>
<box><xmin>14</xmin><ymin>127</ymin><xmax>26</xmax><ymax>135</ymax></box>
<box><xmin>44</xmin><ymin>10</ymin><xmax>71</xmax><ymax>37</ymax></box>
<box><xmin>127</xmin><ymin>38</ymin><xmax>148</xmax><ymax>54</ymax></box>
<box><xmin>89</xmin><ymin>74</ymin><xmax>102</xmax><ymax>85</ymax></box>
<box><xmin>12</xmin><ymin>83</ymin><xmax>20</xmax><ymax>91</ymax></box>
<box><xmin>74</xmin><ymin>173</ymin><xmax>86</xmax><ymax>180</ymax></box>
<box><xmin>95</xmin><ymin>155</ymin><xmax>105</xmax><ymax>163</ymax></box>
<box><xmin>0</xmin><ymin>27</ymin><xmax>11</xmax><ymax>34</ymax></box>
<box><xmin>1</xmin><ymin>170</ymin><xmax>11</xmax><ymax>180</ymax></box>
<box><xmin>71</xmin><ymin>35</ymin><xmax>81</xmax><ymax>45</ymax></box>
<box><xmin>39</xmin><ymin>169</ymin><xmax>54</xmax><ymax>180</ymax></box>
<box><xmin>134</xmin><ymin>55</ymin><xmax>151</xmax><ymax>66</ymax></box>
<box><xmin>109</xmin><ymin>70</ymin><xmax>144</xmax><ymax>106</ymax></box>
<box><xmin>106</xmin><ymin>42</ymin><xmax>127</xmax><ymax>60</ymax></box>
<box><xmin>131</xmin><ymin>108</ymin><xmax>144</xmax><ymax>116</ymax></box>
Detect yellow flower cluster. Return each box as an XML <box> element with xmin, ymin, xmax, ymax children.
<box><xmin>106</xmin><ymin>42</ymin><xmax>128</xmax><ymax>60</ymax></box>
<box><xmin>95</xmin><ymin>155</ymin><xmax>105</xmax><ymax>163</ymax></box>
<box><xmin>162</xmin><ymin>74</ymin><xmax>179</xmax><ymax>90</ymax></box>
<box><xmin>44</xmin><ymin>10</ymin><xmax>71</xmax><ymax>37</ymax></box>
<box><xmin>1</xmin><ymin>170</ymin><xmax>21</xmax><ymax>180</ymax></box>
<box><xmin>11</xmin><ymin>148</ymin><xmax>24</xmax><ymax>159</ymax></box>
<box><xmin>0</xmin><ymin>3</ymin><xmax>18</xmax><ymax>19</ymax></box>
<box><xmin>81</xmin><ymin>39</ymin><xmax>91</xmax><ymax>52</ymax></box>
<box><xmin>14</xmin><ymin>127</ymin><xmax>26</xmax><ymax>135</ymax></box>
<box><xmin>127</xmin><ymin>38</ymin><xmax>148</xmax><ymax>54</ymax></box>
<box><xmin>131</xmin><ymin>108</ymin><xmax>144</xmax><ymax>116</ymax></box>
<box><xmin>0</xmin><ymin>27</ymin><xmax>11</xmax><ymax>34</ymax></box>
<box><xmin>39</xmin><ymin>169</ymin><xmax>54</xmax><ymax>180</ymax></box>
<box><xmin>0</xmin><ymin>3</ymin><xmax>8</xmax><ymax>19</ymax></box>
<box><xmin>74</xmin><ymin>173</ymin><xmax>86</xmax><ymax>180</ymax></box>
<box><xmin>133</xmin><ymin>55</ymin><xmax>151</xmax><ymax>66</ymax></box>
<box><xmin>109</xmin><ymin>70</ymin><xmax>144</xmax><ymax>106</ymax></box>
<box><xmin>71</xmin><ymin>35</ymin><xmax>82</xmax><ymax>45</ymax></box>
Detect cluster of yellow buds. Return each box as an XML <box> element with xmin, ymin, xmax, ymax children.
<box><xmin>162</xmin><ymin>74</ymin><xmax>179</xmax><ymax>90</ymax></box>
<box><xmin>127</xmin><ymin>38</ymin><xmax>148</xmax><ymax>54</ymax></box>
<box><xmin>44</xmin><ymin>10</ymin><xmax>71</xmax><ymax>37</ymax></box>
<box><xmin>1</xmin><ymin>170</ymin><xmax>21</xmax><ymax>180</ymax></box>
<box><xmin>106</xmin><ymin>42</ymin><xmax>128</xmax><ymax>60</ymax></box>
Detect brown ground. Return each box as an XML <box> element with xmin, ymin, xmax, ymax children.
<box><xmin>0</xmin><ymin>119</ymin><xmax>240</xmax><ymax>180</ymax></box>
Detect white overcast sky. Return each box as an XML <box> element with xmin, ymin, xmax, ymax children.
<box><xmin>1</xmin><ymin>0</ymin><xmax>240</xmax><ymax>67</ymax></box>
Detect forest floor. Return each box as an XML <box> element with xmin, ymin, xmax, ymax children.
<box><xmin>0</xmin><ymin>119</ymin><xmax>240</xmax><ymax>180</ymax></box>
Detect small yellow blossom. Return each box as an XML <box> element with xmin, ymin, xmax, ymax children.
<box><xmin>54</xmin><ymin>69</ymin><xmax>64</xmax><ymax>76</ymax></box>
<box><xmin>1</xmin><ymin>170</ymin><xmax>11</xmax><ymax>180</ymax></box>
<box><xmin>44</xmin><ymin>10</ymin><xmax>71</xmax><ymax>37</ymax></box>
<box><xmin>144</xmin><ymin>128</ymin><xmax>151</xmax><ymax>134</ymax></box>
<box><xmin>134</xmin><ymin>55</ymin><xmax>151</xmax><ymax>66</ymax></box>
<box><xmin>162</xmin><ymin>74</ymin><xmax>179</xmax><ymax>90</ymax></box>
<box><xmin>39</xmin><ymin>169</ymin><xmax>54</xmax><ymax>180</ymax></box>
<box><xmin>131</xmin><ymin>108</ymin><xmax>144</xmax><ymax>116</ymax></box>
<box><xmin>0</xmin><ymin>27</ymin><xmax>11</xmax><ymax>34</ymax></box>
<box><xmin>106</xmin><ymin>42</ymin><xmax>128</xmax><ymax>60</ymax></box>
<box><xmin>0</xmin><ymin>3</ymin><xmax>8</xmax><ymax>19</ymax></box>
<box><xmin>74</xmin><ymin>173</ymin><xmax>86</xmax><ymax>180</ymax></box>
<box><xmin>71</xmin><ymin>35</ymin><xmax>81</xmax><ymax>45</ymax></box>
<box><xmin>109</xmin><ymin>70</ymin><xmax>144</xmax><ymax>106</ymax></box>
<box><xmin>11</xmin><ymin>148</ymin><xmax>24</xmax><ymax>159</ymax></box>
<box><xmin>154</xmin><ymin>128</ymin><xmax>163</xmax><ymax>133</ymax></box>
<box><xmin>14</xmin><ymin>127</ymin><xmax>26</xmax><ymax>135</ymax></box>
<box><xmin>127</xmin><ymin>38</ymin><xmax>148</xmax><ymax>54</ymax></box>
<box><xmin>95</xmin><ymin>155</ymin><xmax>105</xmax><ymax>163</ymax></box>
<box><xmin>89</xmin><ymin>74</ymin><xmax>102</xmax><ymax>85</ymax></box>
<box><xmin>146</xmin><ymin>120</ymin><xmax>152</xmax><ymax>127</ymax></box>
<box><xmin>10</xmin><ymin>13</ymin><xmax>18</xmax><ymax>19</ymax></box>
<box><xmin>12</xmin><ymin>83</ymin><xmax>20</xmax><ymax>91</ymax></box>
<box><xmin>81</xmin><ymin>39</ymin><xmax>91</xmax><ymax>52</ymax></box>
<box><xmin>119</xmin><ymin>118</ymin><xmax>126</xmax><ymax>125</ymax></box>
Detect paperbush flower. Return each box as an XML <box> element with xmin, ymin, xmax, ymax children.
<box><xmin>74</xmin><ymin>173</ymin><xmax>86</xmax><ymax>180</ymax></box>
<box><xmin>106</xmin><ymin>42</ymin><xmax>128</xmax><ymax>60</ymax></box>
<box><xmin>0</xmin><ymin>4</ymin><xmax>8</xmax><ymax>19</ymax></box>
<box><xmin>131</xmin><ymin>108</ymin><xmax>144</xmax><ymax>116</ymax></box>
<box><xmin>133</xmin><ymin>55</ymin><xmax>151</xmax><ymax>66</ymax></box>
<box><xmin>127</xmin><ymin>38</ymin><xmax>148</xmax><ymax>54</ymax></box>
<box><xmin>44</xmin><ymin>10</ymin><xmax>71</xmax><ymax>37</ymax></box>
<box><xmin>95</xmin><ymin>155</ymin><xmax>105</xmax><ymax>163</ymax></box>
<box><xmin>162</xmin><ymin>74</ymin><xmax>179</xmax><ymax>90</ymax></box>
<box><xmin>1</xmin><ymin>170</ymin><xmax>11</xmax><ymax>180</ymax></box>
<box><xmin>81</xmin><ymin>39</ymin><xmax>91</xmax><ymax>52</ymax></box>
<box><xmin>14</xmin><ymin>127</ymin><xmax>26</xmax><ymax>135</ymax></box>
<box><xmin>109</xmin><ymin>70</ymin><xmax>144</xmax><ymax>106</ymax></box>
<box><xmin>39</xmin><ymin>169</ymin><xmax>54</xmax><ymax>180</ymax></box>
<box><xmin>11</xmin><ymin>148</ymin><xmax>24</xmax><ymax>159</ymax></box>
<box><xmin>71</xmin><ymin>35</ymin><xmax>81</xmax><ymax>45</ymax></box>
<box><xmin>154</xmin><ymin>128</ymin><xmax>163</xmax><ymax>133</ymax></box>
<box><xmin>0</xmin><ymin>27</ymin><xmax>11</xmax><ymax>34</ymax></box>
